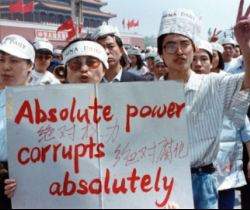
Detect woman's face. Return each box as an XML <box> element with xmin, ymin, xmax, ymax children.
<box><xmin>212</xmin><ymin>50</ymin><xmax>220</xmax><ymax>70</ymax></box>
<box><xmin>192</xmin><ymin>50</ymin><xmax>212</xmax><ymax>75</ymax></box>
<box><xmin>154</xmin><ymin>62</ymin><xmax>168</xmax><ymax>80</ymax></box>
<box><xmin>128</xmin><ymin>55</ymin><xmax>138</xmax><ymax>67</ymax></box>
<box><xmin>35</xmin><ymin>54</ymin><xmax>52</xmax><ymax>72</ymax></box>
<box><xmin>146</xmin><ymin>57</ymin><xmax>155</xmax><ymax>69</ymax></box>
<box><xmin>0</xmin><ymin>53</ymin><xmax>32</xmax><ymax>86</ymax></box>
<box><xmin>67</xmin><ymin>56</ymin><xmax>105</xmax><ymax>84</ymax></box>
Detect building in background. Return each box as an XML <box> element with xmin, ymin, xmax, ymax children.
<box><xmin>0</xmin><ymin>0</ymin><xmax>145</xmax><ymax>49</ymax></box>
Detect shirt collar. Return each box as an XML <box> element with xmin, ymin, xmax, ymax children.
<box><xmin>102</xmin><ymin>67</ymin><xmax>123</xmax><ymax>83</ymax></box>
<box><xmin>0</xmin><ymin>89</ymin><xmax>6</xmax><ymax>107</ymax></box>
<box><xmin>185</xmin><ymin>71</ymin><xmax>201</xmax><ymax>92</ymax></box>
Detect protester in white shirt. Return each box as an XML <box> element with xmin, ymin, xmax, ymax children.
<box><xmin>31</xmin><ymin>38</ymin><xmax>61</xmax><ymax>85</ymax></box>
<box><xmin>0</xmin><ymin>34</ymin><xmax>35</xmax><ymax>209</ymax></box>
<box><xmin>62</xmin><ymin>38</ymin><xmax>109</xmax><ymax>84</ymax></box>
<box><xmin>234</xmin><ymin>44</ymin><xmax>242</xmax><ymax>58</ymax></box>
<box><xmin>153</xmin><ymin>55</ymin><xmax>168</xmax><ymax>80</ymax></box>
<box><xmin>128</xmin><ymin>47</ymin><xmax>148</xmax><ymax>76</ymax></box>
<box><xmin>158</xmin><ymin>3</ymin><xmax>250</xmax><ymax>209</ymax></box>
<box><xmin>211</xmin><ymin>42</ymin><xmax>225</xmax><ymax>74</ymax></box>
<box><xmin>218</xmin><ymin>37</ymin><xmax>243</xmax><ymax>73</ymax></box>
<box><xmin>192</xmin><ymin>40</ymin><xmax>213</xmax><ymax>75</ymax></box>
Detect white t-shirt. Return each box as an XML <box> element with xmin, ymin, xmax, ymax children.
<box><xmin>128</xmin><ymin>66</ymin><xmax>148</xmax><ymax>76</ymax></box>
<box><xmin>30</xmin><ymin>70</ymin><xmax>61</xmax><ymax>86</ymax></box>
<box><xmin>224</xmin><ymin>56</ymin><xmax>243</xmax><ymax>73</ymax></box>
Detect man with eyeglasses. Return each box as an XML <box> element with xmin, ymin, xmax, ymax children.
<box><xmin>31</xmin><ymin>38</ymin><xmax>61</xmax><ymax>85</ymax></box>
<box><xmin>159</xmin><ymin>2</ymin><xmax>250</xmax><ymax>209</ymax></box>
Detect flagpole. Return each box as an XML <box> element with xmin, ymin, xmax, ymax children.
<box><xmin>22</xmin><ymin>0</ymin><xmax>24</xmax><ymax>22</ymax></box>
<box><xmin>33</xmin><ymin>0</ymin><xmax>35</xmax><ymax>22</ymax></box>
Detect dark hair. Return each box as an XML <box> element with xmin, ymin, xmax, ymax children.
<box><xmin>36</xmin><ymin>49</ymin><xmax>53</xmax><ymax>56</ymax></box>
<box><xmin>0</xmin><ymin>50</ymin><xmax>32</xmax><ymax>65</ymax></box>
<box><xmin>217</xmin><ymin>51</ymin><xmax>225</xmax><ymax>70</ymax></box>
<box><xmin>130</xmin><ymin>54</ymin><xmax>145</xmax><ymax>70</ymax></box>
<box><xmin>97</xmin><ymin>34</ymin><xmax>123</xmax><ymax>49</ymax></box>
<box><xmin>235</xmin><ymin>45</ymin><xmax>242</xmax><ymax>55</ymax></box>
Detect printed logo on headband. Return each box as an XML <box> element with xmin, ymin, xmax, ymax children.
<box><xmin>65</xmin><ymin>46</ymin><xmax>102</xmax><ymax>58</ymax></box>
<box><xmin>3</xmin><ymin>37</ymin><xmax>26</xmax><ymax>49</ymax></box>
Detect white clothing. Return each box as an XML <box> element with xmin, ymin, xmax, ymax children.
<box><xmin>224</xmin><ymin>56</ymin><xmax>243</xmax><ymax>73</ymax></box>
<box><xmin>31</xmin><ymin>70</ymin><xmax>61</xmax><ymax>86</ymax></box>
<box><xmin>128</xmin><ymin>66</ymin><xmax>148</xmax><ymax>76</ymax></box>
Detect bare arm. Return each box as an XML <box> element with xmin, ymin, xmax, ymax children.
<box><xmin>235</xmin><ymin>0</ymin><xmax>250</xmax><ymax>90</ymax></box>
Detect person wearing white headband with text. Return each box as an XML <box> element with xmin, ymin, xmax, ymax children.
<box><xmin>62</xmin><ymin>38</ymin><xmax>109</xmax><ymax>84</ymax></box>
<box><xmin>31</xmin><ymin>38</ymin><xmax>61</xmax><ymax>85</ymax></box>
<box><xmin>158</xmin><ymin>1</ymin><xmax>250</xmax><ymax>208</ymax></box>
<box><xmin>0</xmin><ymin>34</ymin><xmax>35</xmax><ymax>209</ymax></box>
<box><xmin>128</xmin><ymin>47</ymin><xmax>148</xmax><ymax>76</ymax></box>
<box><xmin>91</xmin><ymin>25</ymin><xmax>149</xmax><ymax>83</ymax></box>
<box><xmin>154</xmin><ymin>55</ymin><xmax>168</xmax><ymax>81</ymax></box>
<box><xmin>192</xmin><ymin>40</ymin><xmax>250</xmax><ymax>209</ymax></box>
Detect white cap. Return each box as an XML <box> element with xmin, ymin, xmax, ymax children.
<box><xmin>0</xmin><ymin>35</ymin><xmax>35</xmax><ymax>63</ymax></box>
<box><xmin>34</xmin><ymin>39</ymin><xmax>53</xmax><ymax>53</ymax></box>
<box><xmin>154</xmin><ymin>55</ymin><xmax>164</xmax><ymax>66</ymax></box>
<box><xmin>146</xmin><ymin>46</ymin><xmax>152</xmax><ymax>51</ymax></box>
<box><xmin>146</xmin><ymin>49</ymin><xmax>157</xmax><ymax>59</ymax></box>
<box><xmin>158</xmin><ymin>8</ymin><xmax>202</xmax><ymax>46</ymax></box>
<box><xmin>63</xmin><ymin>41</ymin><xmax>109</xmax><ymax>69</ymax></box>
<box><xmin>91</xmin><ymin>25</ymin><xmax>120</xmax><ymax>41</ymax></box>
<box><xmin>219</xmin><ymin>38</ymin><xmax>236</xmax><ymax>46</ymax></box>
<box><xmin>211</xmin><ymin>43</ymin><xmax>224</xmax><ymax>54</ymax></box>
<box><xmin>128</xmin><ymin>47</ymin><xmax>141</xmax><ymax>56</ymax></box>
<box><xmin>54</xmin><ymin>49</ymin><xmax>62</xmax><ymax>54</ymax></box>
<box><xmin>197</xmin><ymin>40</ymin><xmax>213</xmax><ymax>56</ymax></box>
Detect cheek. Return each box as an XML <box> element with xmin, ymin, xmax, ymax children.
<box><xmin>91</xmin><ymin>68</ymin><xmax>104</xmax><ymax>82</ymax></box>
<box><xmin>67</xmin><ymin>69</ymin><xmax>78</xmax><ymax>83</ymax></box>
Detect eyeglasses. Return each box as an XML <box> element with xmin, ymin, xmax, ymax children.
<box><xmin>54</xmin><ymin>55</ymin><xmax>61</xmax><ymax>59</ymax></box>
<box><xmin>36</xmin><ymin>54</ymin><xmax>52</xmax><ymax>62</ymax></box>
<box><xmin>163</xmin><ymin>41</ymin><xmax>193</xmax><ymax>55</ymax></box>
<box><xmin>67</xmin><ymin>57</ymin><xmax>101</xmax><ymax>71</ymax></box>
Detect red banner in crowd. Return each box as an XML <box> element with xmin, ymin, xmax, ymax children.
<box><xmin>9</xmin><ymin>0</ymin><xmax>34</xmax><ymax>14</ymax></box>
<box><xmin>21</xmin><ymin>1</ymin><xmax>34</xmax><ymax>14</ymax></box>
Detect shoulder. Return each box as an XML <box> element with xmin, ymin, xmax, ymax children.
<box><xmin>121</xmin><ymin>69</ymin><xmax>150</xmax><ymax>82</ymax></box>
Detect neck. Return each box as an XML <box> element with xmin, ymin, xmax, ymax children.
<box><xmin>105</xmin><ymin>64</ymin><xmax>121</xmax><ymax>83</ymax></box>
<box><xmin>210</xmin><ymin>68</ymin><xmax>220</xmax><ymax>74</ymax></box>
<box><xmin>132</xmin><ymin>64</ymin><xmax>137</xmax><ymax>68</ymax></box>
<box><xmin>167</xmin><ymin>68</ymin><xmax>192</xmax><ymax>87</ymax></box>
<box><xmin>35</xmin><ymin>68</ymin><xmax>46</xmax><ymax>74</ymax></box>
<box><xmin>224</xmin><ymin>58</ymin><xmax>232</xmax><ymax>63</ymax></box>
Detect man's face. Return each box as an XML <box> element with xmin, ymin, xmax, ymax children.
<box><xmin>234</xmin><ymin>47</ymin><xmax>241</xmax><ymax>58</ymax></box>
<box><xmin>160</xmin><ymin>34</ymin><xmax>194</xmax><ymax>72</ymax></box>
<box><xmin>97</xmin><ymin>36</ymin><xmax>123</xmax><ymax>70</ymax></box>
<box><xmin>0</xmin><ymin>53</ymin><xmax>32</xmax><ymax>86</ymax></box>
<box><xmin>192</xmin><ymin>50</ymin><xmax>212</xmax><ymax>75</ymax></box>
<box><xmin>222</xmin><ymin>44</ymin><xmax>235</xmax><ymax>62</ymax></box>
<box><xmin>53</xmin><ymin>53</ymin><xmax>62</xmax><ymax>62</ymax></box>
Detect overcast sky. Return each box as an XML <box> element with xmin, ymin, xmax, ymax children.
<box><xmin>101</xmin><ymin>0</ymin><xmax>250</xmax><ymax>39</ymax></box>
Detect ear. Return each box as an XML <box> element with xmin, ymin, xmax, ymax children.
<box><xmin>120</xmin><ymin>46</ymin><xmax>124</xmax><ymax>54</ymax></box>
<box><xmin>28</xmin><ymin>62</ymin><xmax>33</xmax><ymax>72</ymax></box>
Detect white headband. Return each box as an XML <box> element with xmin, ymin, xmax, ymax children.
<box><xmin>219</xmin><ymin>38</ymin><xmax>236</xmax><ymax>46</ymax></box>
<box><xmin>0</xmin><ymin>35</ymin><xmax>35</xmax><ymax>63</ymax></box>
<box><xmin>63</xmin><ymin>41</ymin><xmax>109</xmax><ymax>69</ymax></box>
<box><xmin>91</xmin><ymin>25</ymin><xmax>121</xmax><ymax>41</ymax></box>
<box><xmin>154</xmin><ymin>55</ymin><xmax>164</xmax><ymax>66</ymax></box>
<box><xmin>211</xmin><ymin>43</ymin><xmax>224</xmax><ymax>54</ymax></box>
<box><xmin>128</xmin><ymin>47</ymin><xmax>141</xmax><ymax>56</ymax></box>
<box><xmin>158</xmin><ymin>8</ymin><xmax>202</xmax><ymax>46</ymax></box>
<box><xmin>197</xmin><ymin>40</ymin><xmax>213</xmax><ymax>56</ymax></box>
<box><xmin>34</xmin><ymin>41</ymin><xmax>53</xmax><ymax>53</ymax></box>
<box><xmin>54</xmin><ymin>49</ymin><xmax>62</xmax><ymax>54</ymax></box>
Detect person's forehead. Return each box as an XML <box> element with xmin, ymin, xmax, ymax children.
<box><xmin>223</xmin><ymin>44</ymin><xmax>234</xmax><ymax>48</ymax></box>
<box><xmin>164</xmin><ymin>34</ymin><xmax>191</xmax><ymax>42</ymax></box>
<box><xmin>98</xmin><ymin>35</ymin><xmax>116</xmax><ymax>45</ymax></box>
<box><xmin>194</xmin><ymin>49</ymin><xmax>210</xmax><ymax>57</ymax></box>
<box><xmin>155</xmin><ymin>62</ymin><xmax>164</xmax><ymax>66</ymax></box>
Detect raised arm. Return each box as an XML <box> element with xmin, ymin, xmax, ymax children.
<box><xmin>235</xmin><ymin>0</ymin><xmax>250</xmax><ymax>90</ymax></box>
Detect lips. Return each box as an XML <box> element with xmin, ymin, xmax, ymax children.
<box><xmin>2</xmin><ymin>74</ymin><xmax>12</xmax><ymax>78</ymax></box>
<box><xmin>174</xmin><ymin>57</ymin><xmax>186</xmax><ymax>64</ymax></box>
<box><xmin>80</xmin><ymin>75</ymin><xmax>89</xmax><ymax>83</ymax></box>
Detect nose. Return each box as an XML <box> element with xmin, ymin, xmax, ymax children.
<box><xmin>79</xmin><ymin>63</ymin><xmax>88</xmax><ymax>73</ymax></box>
<box><xmin>195</xmin><ymin>59</ymin><xmax>202</xmax><ymax>67</ymax></box>
<box><xmin>176</xmin><ymin>45</ymin><xmax>183</xmax><ymax>55</ymax></box>
<box><xmin>3</xmin><ymin>61</ymin><xmax>11</xmax><ymax>71</ymax></box>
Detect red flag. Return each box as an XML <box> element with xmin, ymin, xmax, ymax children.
<box><xmin>128</xmin><ymin>19</ymin><xmax>135</xmax><ymax>28</ymax></box>
<box><xmin>122</xmin><ymin>19</ymin><xmax>125</xmax><ymax>28</ymax></box>
<box><xmin>134</xmin><ymin>20</ymin><xmax>139</xmax><ymax>27</ymax></box>
<box><xmin>21</xmin><ymin>0</ymin><xmax>34</xmax><ymax>14</ymax></box>
<box><xmin>57</xmin><ymin>18</ymin><xmax>74</xmax><ymax>33</ymax></box>
<box><xmin>66</xmin><ymin>26</ymin><xmax>82</xmax><ymax>41</ymax></box>
<box><xmin>127</xmin><ymin>19</ymin><xmax>130</xmax><ymax>30</ymax></box>
<box><xmin>9</xmin><ymin>0</ymin><xmax>23</xmax><ymax>14</ymax></box>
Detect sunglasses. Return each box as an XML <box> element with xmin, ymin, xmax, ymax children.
<box><xmin>36</xmin><ymin>54</ymin><xmax>52</xmax><ymax>62</ymax></box>
<box><xmin>54</xmin><ymin>55</ymin><xmax>61</xmax><ymax>59</ymax></box>
<box><xmin>67</xmin><ymin>57</ymin><xmax>101</xmax><ymax>71</ymax></box>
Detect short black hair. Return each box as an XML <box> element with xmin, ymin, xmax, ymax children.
<box><xmin>0</xmin><ymin>50</ymin><xmax>32</xmax><ymax>65</ymax></box>
<box><xmin>36</xmin><ymin>49</ymin><xmax>53</xmax><ymax>56</ymax></box>
<box><xmin>217</xmin><ymin>51</ymin><xmax>225</xmax><ymax>70</ymax></box>
<box><xmin>97</xmin><ymin>34</ymin><xmax>123</xmax><ymax>49</ymax></box>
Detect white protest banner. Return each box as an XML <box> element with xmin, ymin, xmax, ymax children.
<box><xmin>6</xmin><ymin>82</ymin><xmax>194</xmax><ymax>209</ymax></box>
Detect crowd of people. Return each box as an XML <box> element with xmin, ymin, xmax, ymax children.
<box><xmin>1</xmin><ymin>0</ymin><xmax>250</xmax><ymax>209</ymax></box>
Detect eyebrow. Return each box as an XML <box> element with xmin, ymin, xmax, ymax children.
<box><xmin>165</xmin><ymin>40</ymin><xmax>190</xmax><ymax>44</ymax></box>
